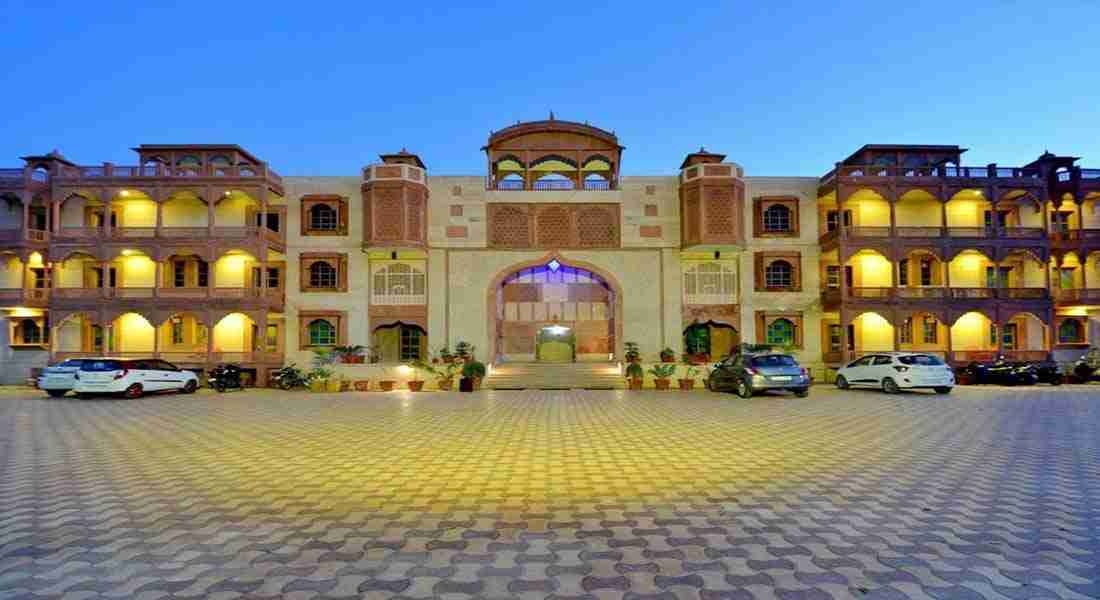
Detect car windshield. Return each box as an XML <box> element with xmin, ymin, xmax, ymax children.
<box><xmin>898</xmin><ymin>355</ymin><xmax>944</xmax><ymax>366</ymax></box>
<box><xmin>81</xmin><ymin>360</ymin><xmax>124</xmax><ymax>372</ymax></box>
<box><xmin>751</xmin><ymin>355</ymin><xmax>797</xmax><ymax>367</ymax></box>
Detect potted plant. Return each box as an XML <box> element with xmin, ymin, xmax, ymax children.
<box><xmin>334</xmin><ymin>345</ymin><xmax>366</xmax><ymax>364</ymax></box>
<box><xmin>461</xmin><ymin>358</ymin><xmax>486</xmax><ymax>390</ymax></box>
<box><xmin>436</xmin><ymin>345</ymin><xmax>454</xmax><ymax>364</ymax></box>
<box><xmin>455</xmin><ymin>341</ymin><xmax>472</xmax><ymax>361</ymax></box>
<box><xmin>625</xmin><ymin>342</ymin><xmax>641</xmax><ymax>364</ymax></box>
<box><xmin>353</xmin><ymin>380</ymin><xmax>371</xmax><ymax>391</ymax></box>
<box><xmin>326</xmin><ymin>375</ymin><xmax>345</xmax><ymax>393</ymax></box>
<box><xmin>407</xmin><ymin>360</ymin><xmax>430</xmax><ymax>392</ymax></box>
<box><xmin>660</xmin><ymin>347</ymin><xmax>676</xmax><ymax>363</ymax></box>
<box><xmin>625</xmin><ymin>362</ymin><xmax>644</xmax><ymax>390</ymax></box>
<box><xmin>308</xmin><ymin>367</ymin><xmax>333</xmax><ymax>393</ymax></box>
<box><xmin>378</xmin><ymin>379</ymin><xmax>397</xmax><ymax>391</ymax></box>
<box><xmin>684</xmin><ymin>351</ymin><xmax>709</xmax><ymax>365</ymax></box>
<box><xmin>649</xmin><ymin>364</ymin><xmax>677</xmax><ymax>390</ymax></box>
<box><xmin>434</xmin><ymin>360</ymin><xmax>458</xmax><ymax>391</ymax></box>
<box><xmin>678</xmin><ymin>363</ymin><xmax>700</xmax><ymax>391</ymax></box>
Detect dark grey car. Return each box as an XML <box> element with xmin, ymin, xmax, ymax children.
<box><xmin>708</xmin><ymin>352</ymin><xmax>810</xmax><ymax>398</ymax></box>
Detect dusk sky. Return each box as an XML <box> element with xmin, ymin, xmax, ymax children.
<box><xmin>3</xmin><ymin>2</ymin><xmax>1098</xmax><ymax>177</ymax></box>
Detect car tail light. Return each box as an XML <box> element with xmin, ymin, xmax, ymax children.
<box><xmin>893</xmin><ymin>366</ymin><xmax>909</xmax><ymax>372</ymax></box>
<box><xmin>113</xmin><ymin>369</ymin><xmax>128</xmax><ymax>380</ymax></box>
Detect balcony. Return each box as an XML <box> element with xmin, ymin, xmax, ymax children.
<box><xmin>823</xmin><ymin>225</ymin><xmax>1047</xmax><ymax>245</ymax></box>
<box><xmin>488</xmin><ymin>177</ymin><xmax>617</xmax><ymax>191</ymax></box>
<box><xmin>683</xmin><ymin>293</ymin><xmax>737</xmax><ymax>305</ymax></box>
<box><xmin>820</xmin><ymin>163</ymin><xmax>1042</xmax><ymax>187</ymax></box>
<box><xmin>0</xmin><ymin>228</ymin><xmax>49</xmax><ymax>245</ymax></box>
<box><xmin>823</xmin><ymin>286</ymin><xmax>1049</xmax><ymax>307</ymax></box>
<box><xmin>53</xmin><ymin>162</ymin><xmax>282</xmax><ymax>186</ymax></box>
<box><xmin>52</xmin><ymin>224</ymin><xmax>282</xmax><ymax>242</ymax></box>
<box><xmin>0</xmin><ymin>288</ymin><xmax>49</xmax><ymax>307</ymax></box>
<box><xmin>1055</xmin><ymin>288</ymin><xmax>1100</xmax><ymax>304</ymax></box>
<box><xmin>369</xmin><ymin>292</ymin><xmax>426</xmax><ymax>306</ymax></box>
<box><xmin>51</xmin><ymin>350</ymin><xmax>284</xmax><ymax>367</ymax></box>
<box><xmin>50</xmin><ymin>286</ymin><xmax>284</xmax><ymax>311</ymax></box>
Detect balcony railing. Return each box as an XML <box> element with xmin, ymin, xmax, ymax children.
<box><xmin>821</xmin><ymin>164</ymin><xmax>1042</xmax><ymax>185</ymax></box>
<box><xmin>683</xmin><ymin>293</ymin><xmax>737</xmax><ymax>305</ymax></box>
<box><xmin>0</xmin><ymin>288</ymin><xmax>50</xmax><ymax>303</ymax></box>
<box><xmin>834</xmin><ymin>226</ymin><xmax>1046</xmax><ymax>241</ymax></box>
<box><xmin>54</xmin><ymin>163</ymin><xmax>282</xmax><ymax>183</ymax></box>
<box><xmin>489</xmin><ymin>177</ymin><xmax>617</xmax><ymax>191</ymax></box>
<box><xmin>828</xmin><ymin>287</ymin><xmax>1049</xmax><ymax>303</ymax></box>
<box><xmin>52</xmin><ymin>350</ymin><xmax>284</xmax><ymax>365</ymax></box>
<box><xmin>1055</xmin><ymin>288</ymin><xmax>1100</xmax><ymax>303</ymax></box>
<box><xmin>52</xmin><ymin>225</ymin><xmax>282</xmax><ymax>242</ymax></box>
<box><xmin>0</xmin><ymin>168</ymin><xmax>25</xmax><ymax>181</ymax></box>
<box><xmin>50</xmin><ymin>286</ymin><xmax>284</xmax><ymax>303</ymax></box>
<box><xmin>1081</xmin><ymin>169</ymin><xmax>1100</xmax><ymax>179</ymax></box>
<box><xmin>371</xmin><ymin>293</ymin><xmax>427</xmax><ymax>306</ymax></box>
<box><xmin>1050</xmin><ymin>229</ymin><xmax>1100</xmax><ymax>241</ymax></box>
<box><xmin>0</xmin><ymin>228</ymin><xmax>49</xmax><ymax>242</ymax></box>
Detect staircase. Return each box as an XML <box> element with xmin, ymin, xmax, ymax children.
<box><xmin>484</xmin><ymin>362</ymin><xmax>625</xmax><ymax>390</ymax></box>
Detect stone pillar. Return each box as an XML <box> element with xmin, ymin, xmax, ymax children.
<box><xmin>206</xmin><ymin>190</ymin><xmax>215</xmax><ymax>237</ymax></box>
<box><xmin>103</xmin><ymin>194</ymin><xmax>113</xmax><ymax>239</ymax></box>
<box><xmin>427</xmin><ymin>249</ymin><xmax>448</xmax><ymax>352</ymax></box>
<box><xmin>661</xmin><ymin>248</ymin><xmax>684</xmax><ymax>356</ymax></box>
<box><xmin>155</xmin><ymin>199</ymin><xmax>163</xmax><ymax>238</ymax></box>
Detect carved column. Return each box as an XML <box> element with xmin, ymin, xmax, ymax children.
<box><xmin>103</xmin><ymin>192</ymin><xmax>113</xmax><ymax>239</ymax></box>
<box><xmin>838</xmin><ymin>307</ymin><xmax>850</xmax><ymax>363</ymax></box>
<box><xmin>206</xmin><ymin>189</ymin><xmax>215</xmax><ymax>237</ymax></box>
<box><xmin>153</xmin><ymin>261</ymin><xmax>162</xmax><ymax>298</ymax></box>
<box><xmin>155</xmin><ymin>198</ymin><xmax>163</xmax><ymax>238</ymax></box>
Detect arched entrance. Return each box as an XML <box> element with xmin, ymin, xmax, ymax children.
<box><xmin>490</xmin><ymin>256</ymin><xmax>620</xmax><ymax>362</ymax></box>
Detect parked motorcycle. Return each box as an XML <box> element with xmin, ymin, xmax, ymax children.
<box><xmin>959</xmin><ymin>356</ymin><xmax>1062</xmax><ymax>386</ymax></box>
<box><xmin>208</xmin><ymin>364</ymin><xmax>244</xmax><ymax>392</ymax></box>
<box><xmin>270</xmin><ymin>363</ymin><xmax>308</xmax><ymax>390</ymax></box>
<box><xmin>1071</xmin><ymin>348</ymin><xmax>1100</xmax><ymax>383</ymax></box>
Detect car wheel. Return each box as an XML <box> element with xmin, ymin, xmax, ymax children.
<box><xmin>836</xmin><ymin>375</ymin><xmax>850</xmax><ymax>390</ymax></box>
<box><xmin>124</xmin><ymin>383</ymin><xmax>143</xmax><ymax>399</ymax></box>
<box><xmin>182</xmin><ymin>380</ymin><xmax>198</xmax><ymax>394</ymax></box>
<box><xmin>46</xmin><ymin>389</ymin><xmax>67</xmax><ymax>398</ymax></box>
<box><xmin>794</xmin><ymin>388</ymin><xmax>809</xmax><ymax>398</ymax></box>
<box><xmin>1049</xmin><ymin>375</ymin><xmax>1063</xmax><ymax>386</ymax></box>
<box><xmin>214</xmin><ymin>381</ymin><xmax>226</xmax><ymax>393</ymax></box>
<box><xmin>706</xmin><ymin>373</ymin><xmax>719</xmax><ymax>392</ymax></box>
<box><xmin>882</xmin><ymin>378</ymin><xmax>900</xmax><ymax>394</ymax></box>
<box><xmin>736</xmin><ymin>379</ymin><xmax>753</xmax><ymax>399</ymax></box>
<box><xmin>934</xmin><ymin>386</ymin><xmax>952</xmax><ymax>394</ymax></box>
<box><xmin>75</xmin><ymin>392</ymin><xmax>91</xmax><ymax>399</ymax></box>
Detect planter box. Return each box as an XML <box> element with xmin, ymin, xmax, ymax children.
<box><xmin>353</xmin><ymin>380</ymin><xmax>371</xmax><ymax>391</ymax></box>
<box><xmin>678</xmin><ymin>379</ymin><xmax>695</xmax><ymax>391</ymax></box>
<box><xmin>627</xmin><ymin>377</ymin><xmax>643</xmax><ymax>390</ymax></box>
<box><xmin>408</xmin><ymin>380</ymin><xmax>425</xmax><ymax>392</ymax></box>
<box><xmin>340</xmin><ymin>355</ymin><xmax>365</xmax><ymax>364</ymax></box>
<box><xmin>379</xmin><ymin>380</ymin><xmax>396</xmax><ymax>392</ymax></box>
<box><xmin>654</xmin><ymin>378</ymin><xmax>671</xmax><ymax>391</ymax></box>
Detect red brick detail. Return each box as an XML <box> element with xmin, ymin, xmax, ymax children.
<box><xmin>446</xmin><ymin>225</ymin><xmax>468</xmax><ymax>238</ymax></box>
<box><xmin>639</xmin><ymin>225</ymin><xmax>663</xmax><ymax>238</ymax></box>
<box><xmin>644</xmin><ymin>204</ymin><xmax>659</xmax><ymax>217</ymax></box>
<box><xmin>450</xmin><ymin>204</ymin><xmax>463</xmax><ymax>216</ymax></box>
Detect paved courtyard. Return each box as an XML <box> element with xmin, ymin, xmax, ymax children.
<box><xmin>0</xmin><ymin>386</ymin><xmax>1098</xmax><ymax>600</ymax></box>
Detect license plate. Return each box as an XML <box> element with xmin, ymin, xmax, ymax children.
<box><xmin>771</xmin><ymin>376</ymin><xmax>791</xmax><ymax>382</ymax></box>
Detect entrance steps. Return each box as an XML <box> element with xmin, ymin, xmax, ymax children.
<box><xmin>484</xmin><ymin>361</ymin><xmax>625</xmax><ymax>390</ymax></box>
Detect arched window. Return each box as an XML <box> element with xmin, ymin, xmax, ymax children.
<box><xmin>309</xmin><ymin>261</ymin><xmax>337</xmax><ymax>288</ymax></box>
<box><xmin>309</xmin><ymin>203</ymin><xmax>337</xmax><ymax>231</ymax></box>
<box><xmin>765</xmin><ymin>260</ymin><xmax>793</xmax><ymax>289</ymax></box>
<box><xmin>19</xmin><ymin>319</ymin><xmax>41</xmax><ymax>344</ymax></box>
<box><xmin>762</xmin><ymin>204</ymin><xmax>791</xmax><ymax>232</ymax></box>
<box><xmin>307</xmin><ymin>319</ymin><xmax>337</xmax><ymax>346</ymax></box>
<box><xmin>683</xmin><ymin>263</ymin><xmax>736</xmax><ymax>304</ymax></box>
<box><xmin>766</xmin><ymin>318</ymin><xmax>795</xmax><ymax>346</ymax></box>
<box><xmin>1058</xmin><ymin>318</ymin><xmax>1084</xmax><ymax>344</ymax></box>
<box><xmin>372</xmin><ymin>263</ymin><xmax>426</xmax><ymax>303</ymax></box>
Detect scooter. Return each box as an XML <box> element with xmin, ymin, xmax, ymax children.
<box><xmin>270</xmin><ymin>363</ymin><xmax>308</xmax><ymax>390</ymax></box>
<box><xmin>1072</xmin><ymin>348</ymin><xmax>1100</xmax><ymax>383</ymax></box>
<box><xmin>208</xmin><ymin>364</ymin><xmax>244</xmax><ymax>392</ymax></box>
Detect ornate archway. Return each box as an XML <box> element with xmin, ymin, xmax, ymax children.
<box><xmin>487</xmin><ymin>253</ymin><xmax>622</xmax><ymax>362</ymax></box>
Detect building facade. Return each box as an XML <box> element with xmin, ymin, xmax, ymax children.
<box><xmin>2</xmin><ymin>120</ymin><xmax>1098</xmax><ymax>385</ymax></box>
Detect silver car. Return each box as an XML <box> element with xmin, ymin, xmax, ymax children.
<box><xmin>38</xmin><ymin>358</ymin><xmax>96</xmax><ymax>397</ymax></box>
<box><xmin>708</xmin><ymin>352</ymin><xmax>811</xmax><ymax>398</ymax></box>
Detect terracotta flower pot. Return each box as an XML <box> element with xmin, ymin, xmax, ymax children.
<box><xmin>379</xmin><ymin>380</ymin><xmax>396</xmax><ymax>392</ymax></box>
<box><xmin>437</xmin><ymin>378</ymin><xmax>454</xmax><ymax>391</ymax></box>
<box><xmin>353</xmin><ymin>380</ymin><xmax>370</xmax><ymax>391</ymax></box>
<box><xmin>627</xmin><ymin>377</ymin><xmax>643</xmax><ymax>390</ymax></box>
<box><xmin>678</xmin><ymin>379</ymin><xmax>695</xmax><ymax>391</ymax></box>
<box><xmin>408</xmin><ymin>380</ymin><xmax>425</xmax><ymax>392</ymax></box>
<box><xmin>654</xmin><ymin>378</ymin><xmax>671</xmax><ymax>390</ymax></box>
<box><xmin>661</xmin><ymin>355</ymin><xmax>675</xmax><ymax>363</ymax></box>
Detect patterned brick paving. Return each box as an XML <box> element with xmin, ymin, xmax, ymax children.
<box><xmin>0</xmin><ymin>386</ymin><xmax>1098</xmax><ymax>599</ymax></box>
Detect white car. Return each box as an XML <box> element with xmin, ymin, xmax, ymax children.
<box><xmin>74</xmin><ymin>358</ymin><xmax>199</xmax><ymax>398</ymax></box>
<box><xmin>836</xmin><ymin>352</ymin><xmax>954</xmax><ymax>394</ymax></box>
<box><xmin>38</xmin><ymin>358</ymin><xmax>96</xmax><ymax>397</ymax></box>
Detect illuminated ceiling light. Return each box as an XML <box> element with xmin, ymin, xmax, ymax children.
<box><xmin>545</xmin><ymin>324</ymin><xmax>570</xmax><ymax>335</ymax></box>
<box><xmin>120</xmin><ymin>249</ymin><xmax>136</xmax><ymax>256</ymax></box>
<box><xmin>547</xmin><ymin>259</ymin><xmax>561</xmax><ymax>272</ymax></box>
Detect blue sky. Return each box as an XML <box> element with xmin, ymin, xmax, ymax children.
<box><xmin>2</xmin><ymin>2</ymin><xmax>1098</xmax><ymax>177</ymax></box>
